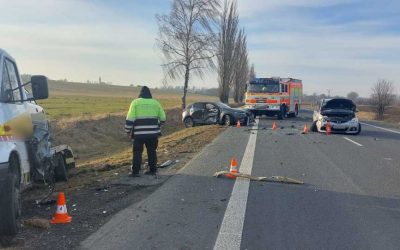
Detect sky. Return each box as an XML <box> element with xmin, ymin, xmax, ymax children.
<box><xmin>0</xmin><ymin>0</ymin><xmax>399</xmax><ymax>97</ymax></box>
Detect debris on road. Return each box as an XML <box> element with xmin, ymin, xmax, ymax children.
<box><xmin>159</xmin><ymin>160</ymin><xmax>174</xmax><ymax>168</ymax></box>
<box><xmin>22</xmin><ymin>218</ymin><xmax>51</xmax><ymax>230</ymax></box>
<box><xmin>213</xmin><ymin>171</ymin><xmax>304</xmax><ymax>185</ymax></box>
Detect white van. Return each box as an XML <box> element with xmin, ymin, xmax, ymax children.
<box><xmin>0</xmin><ymin>49</ymin><xmax>74</xmax><ymax>236</ymax></box>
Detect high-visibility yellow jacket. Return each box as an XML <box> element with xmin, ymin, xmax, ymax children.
<box><xmin>125</xmin><ymin>98</ymin><xmax>166</xmax><ymax>139</ymax></box>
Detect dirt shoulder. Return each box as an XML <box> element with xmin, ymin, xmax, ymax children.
<box><xmin>1</xmin><ymin>123</ymin><xmax>225</xmax><ymax>249</ymax></box>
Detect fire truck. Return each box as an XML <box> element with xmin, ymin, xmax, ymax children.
<box><xmin>244</xmin><ymin>77</ymin><xmax>303</xmax><ymax>119</ymax></box>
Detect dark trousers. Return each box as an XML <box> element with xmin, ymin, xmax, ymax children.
<box><xmin>132</xmin><ymin>137</ymin><xmax>158</xmax><ymax>174</ymax></box>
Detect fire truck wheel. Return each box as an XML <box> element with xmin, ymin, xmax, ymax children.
<box><xmin>54</xmin><ymin>153</ymin><xmax>68</xmax><ymax>182</ymax></box>
<box><xmin>0</xmin><ymin>155</ymin><xmax>21</xmax><ymax>236</ymax></box>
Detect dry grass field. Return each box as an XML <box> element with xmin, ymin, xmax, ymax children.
<box><xmin>39</xmin><ymin>80</ymin><xmax>217</xmax><ymax>120</ymax></box>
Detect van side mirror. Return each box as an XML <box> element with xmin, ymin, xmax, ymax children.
<box><xmin>31</xmin><ymin>75</ymin><xmax>49</xmax><ymax>100</ymax></box>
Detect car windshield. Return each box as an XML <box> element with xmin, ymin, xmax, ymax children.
<box><xmin>248</xmin><ymin>83</ymin><xmax>280</xmax><ymax>93</ymax></box>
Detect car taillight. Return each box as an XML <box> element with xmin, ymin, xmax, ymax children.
<box><xmin>246</xmin><ymin>99</ymin><xmax>256</xmax><ymax>104</ymax></box>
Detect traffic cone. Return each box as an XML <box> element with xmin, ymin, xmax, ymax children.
<box><xmin>226</xmin><ymin>157</ymin><xmax>238</xmax><ymax>179</ymax></box>
<box><xmin>302</xmin><ymin>124</ymin><xmax>308</xmax><ymax>134</ymax></box>
<box><xmin>51</xmin><ymin>192</ymin><xmax>72</xmax><ymax>224</ymax></box>
<box><xmin>272</xmin><ymin>121</ymin><xmax>277</xmax><ymax>130</ymax></box>
<box><xmin>326</xmin><ymin>123</ymin><xmax>332</xmax><ymax>135</ymax></box>
<box><xmin>236</xmin><ymin>120</ymin><xmax>241</xmax><ymax>128</ymax></box>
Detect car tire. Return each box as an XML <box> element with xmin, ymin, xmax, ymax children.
<box><xmin>184</xmin><ymin>117</ymin><xmax>195</xmax><ymax>128</ymax></box>
<box><xmin>0</xmin><ymin>155</ymin><xmax>21</xmax><ymax>236</ymax></box>
<box><xmin>223</xmin><ymin>115</ymin><xmax>232</xmax><ymax>126</ymax></box>
<box><xmin>354</xmin><ymin>123</ymin><xmax>361</xmax><ymax>135</ymax></box>
<box><xmin>311</xmin><ymin>121</ymin><xmax>318</xmax><ymax>132</ymax></box>
<box><xmin>54</xmin><ymin>154</ymin><xmax>68</xmax><ymax>182</ymax></box>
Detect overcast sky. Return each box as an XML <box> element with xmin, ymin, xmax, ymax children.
<box><xmin>0</xmin><ymin>0</ymin><xmax>399</xmax><ymax>96</ymax></box>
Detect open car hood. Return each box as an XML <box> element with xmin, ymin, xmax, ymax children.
<box><xmin>321</xmin><ymin>99</ymin><xmax>356</xmax><ymax>112</ymax></box>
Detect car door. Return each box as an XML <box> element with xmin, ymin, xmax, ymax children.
<box><xmin>189</xmin><ymin>103</ymin><xmax>205</xmax><ymax>123</ymax></box>
<box><xmin>204</xmin><ymin>103</ymin><xmax>219</xmax><ymax>124</ymax></box>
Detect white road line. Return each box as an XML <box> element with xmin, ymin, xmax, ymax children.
<box><xmin>343</xmin><ymin>137</ymin><xmax>363</xmax><ymax>147</ymax></box>
<box><xmin>361</xmin><ymin>122</ymin><xmax>400</xmax><ymax>134</ymax></box>
<box><xmin>213</xmin><ymin>119</ymin><xmax>259</xmax><ymax>250</ymax></box>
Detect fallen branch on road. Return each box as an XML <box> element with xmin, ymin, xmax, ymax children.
<box><xmin>213</xmin><ymin>171</ymin><xmax>304</xmax><ymax>185</ymax></box>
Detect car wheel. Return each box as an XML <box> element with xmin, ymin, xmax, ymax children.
<box><xmin>54</xmin><ymin>153</ymin><xmax>68</xmax><ymax>182</ymax></box>
<box><xmin>0</xmin><ymin>155</ymin><xmax>21</xmax><ymax>236</ymax></box>
<box><xmin>311</xmin><ymin>121</ymin><xmax>318</xmax><ymax>132</ymax></box>
<box><xmin>184</xmin><ymin>117</ymin><xmax>194</xmax><ymax>128</ymax></box>
<box><xmin>354</xmin><ymin>123</ymin><xmax>361</xmax><ymax>135</ymax></box>
<box><xmin>223</xmin><ymin>115</ymin><xmax>232</xmax><ymax>126</ymax></box>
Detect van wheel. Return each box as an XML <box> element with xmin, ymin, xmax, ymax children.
<box><xmin>54</xmin><ymin>154</ymin><xmax>68</xmax><ymax>182</ymax></box>
<box><xmin>0</xmin><ymin>155</ymin><xmax>21</xmax><ymax>236</ymax></box>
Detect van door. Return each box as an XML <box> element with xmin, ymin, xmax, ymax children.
<box><xmin>1</xmin><ymin>58</ymin><xmax>32</xmax><ymax>184</ymax></box>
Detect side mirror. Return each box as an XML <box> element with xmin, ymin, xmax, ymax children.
<box><xmin>31</xmin><ymin>75</ymin><xmax>49</xmax><ymax>100</ymax></box>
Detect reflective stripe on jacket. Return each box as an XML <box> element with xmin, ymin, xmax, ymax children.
<box><xmin>125</xmin><ymin>98</ymin><xmax>166</xmax><ymax>139</ymax></box>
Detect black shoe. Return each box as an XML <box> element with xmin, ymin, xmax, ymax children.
<box><xmin>129</xmin><ymin>173</ymin><xmax>141</xmax><ymax>178</ymax></box>
<box><xmin>144</xmin><ymin>170</ymin><xmax>157</xmax><ymax>176</ymax></box>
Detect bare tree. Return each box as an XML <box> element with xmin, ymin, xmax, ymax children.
<box><xmin>217</xmin><ymin>0</ymin><xmax>239</xmax><ymax>103</ymax></box>
<box><xmin>232</xmin><ymin>29</ymin><xmax>249</xmax><ymax>103</ymax></box>
<box><xmin>156</xmin><ymin>0</ymin><xmax>219</xmax><ymax>109</ymax></box>
<box><xmin>370</xmin><ymin>79</ymin><xmax>396</xmax><ymax>120</ymax></box>
<box><xmin>347</xmin><ymin>91</ymin><xmax>359</xmax><ymax>102</ymax></box>
<box><xmin>249</xmin><ymin>64</ymin><xmax>256</xmax><ymax>81</ymax></box>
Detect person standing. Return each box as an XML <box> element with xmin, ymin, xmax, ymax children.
<box><xmin>125</xmin><ymin>86</ymin><xmax>166</xmax><ymax>177</ymax></box>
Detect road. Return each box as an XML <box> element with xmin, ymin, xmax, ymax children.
<box><xmin>81</xmin><ymin>110</ymin><xmax>400</xmax><ymax>250</ymax></box>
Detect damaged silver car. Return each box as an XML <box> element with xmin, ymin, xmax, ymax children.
<box><xmin>311</xmin><ymin>98</ymin><xmax>361</xmax><ymax>135</ymax></box>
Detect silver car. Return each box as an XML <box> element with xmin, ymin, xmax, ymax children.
<box><xmin>311</xmin><ymin>98</ymin><xmax>361</xmax><ymax>135</ymax></box>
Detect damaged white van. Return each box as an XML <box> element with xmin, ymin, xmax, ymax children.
<box><xmin>0</xmin><ymin>49</ymin><xmax>74</xmax><ymax>236</ymax></box>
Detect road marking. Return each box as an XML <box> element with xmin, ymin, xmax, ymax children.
<box><xmin>361</xmin><ymin>122</ymin><xmax>400</xmax><ymax>134</ymax></box>
<box><xmin>343</xmin><ymin>137</ymin><xmax>363</xmax><ymax>147</ymax></box>
<box><xmin>214</xmin><ymin>118</ymin><xmax>258</xmax><ymax>250</ymax></box>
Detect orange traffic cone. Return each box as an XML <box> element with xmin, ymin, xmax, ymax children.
<box><xmin>302</xmin><ymin>124</ymin><xmax>308</xmax><ymax>134</ymax></box>
<box><xmin>326</xmin><ymin>123</ymin><xmax>332</xmax><ymax>135</ymax></box>
<box><xmin>51</xmin><ymin>192</ymin><xmax>72</xmax><ymax>224</ymax></box>
<box><xmin>226</xmin><ymin>157</ymin><xmax>238</xmax><ymax>179</ymax></box>
<box><xmin>236</xmin><ymin>120</ymin><xmax>241</xmax><ymax>128</ymax></box>
<box><xmin>272</xmin><ymin>121</ymin><xmax>277</xmax><ymax>130</ymax></box>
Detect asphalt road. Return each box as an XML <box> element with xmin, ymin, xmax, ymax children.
<box><xmin>81</xmin><ymin>110</ymin><xmax>400</xmax><ymax>250</ymax></box>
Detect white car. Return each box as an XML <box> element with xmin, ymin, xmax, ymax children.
<box><xmin>311</xmin><ymin>98</ymin><xmax>361</xmax><ymax>135</ymax></box>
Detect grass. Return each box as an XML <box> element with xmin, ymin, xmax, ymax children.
<box><xmin>38</xmin><ymin>80</ymin><xmax>217</xmax><ymax>120</ymax></box>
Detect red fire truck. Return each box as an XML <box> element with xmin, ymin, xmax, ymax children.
<box><xmin>244</xmin><ymin>77</ymin><xmax>303</xmax><ymax>119</ymax></box>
